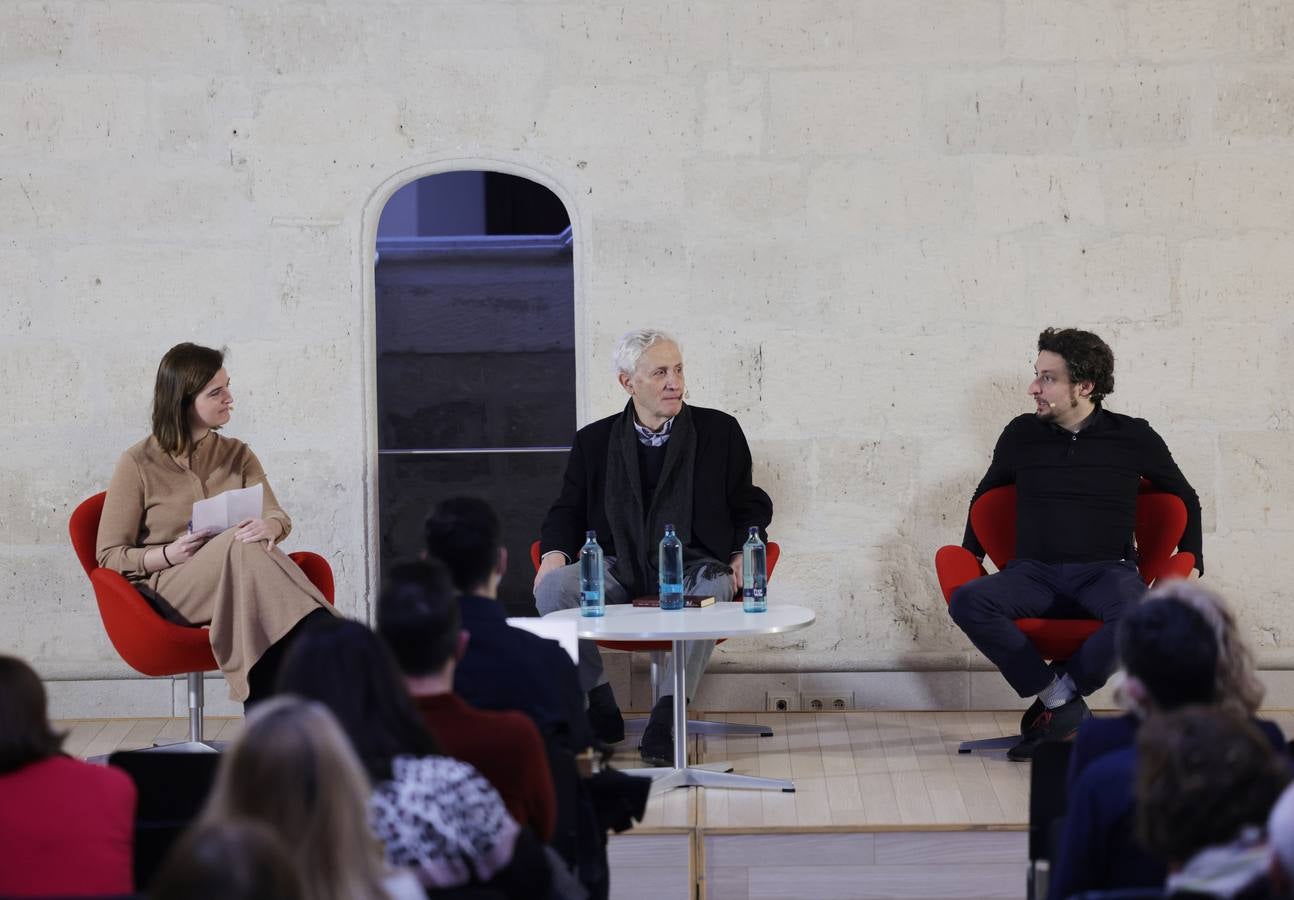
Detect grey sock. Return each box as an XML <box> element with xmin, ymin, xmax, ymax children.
<box><xmin>1038</xmin><ymin>673</ymin><xmax>1078</xmax><ymax>709</ymax></box>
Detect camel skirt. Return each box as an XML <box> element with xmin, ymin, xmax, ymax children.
<box><xmin>145</xmin><ymin>529</ymin><xmax>336</xmax><ymax>702</ymax></box>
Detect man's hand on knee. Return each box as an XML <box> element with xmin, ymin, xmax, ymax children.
<box><xmin>533</xmin><ymin>552</ymin><xmax>567</xmax><ymax>593</ymax></box>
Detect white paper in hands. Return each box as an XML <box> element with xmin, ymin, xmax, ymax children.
<box><xmin>190</xmin><ymin>484</ymin><xmax>264</xmax><ymax>536</ymax></box>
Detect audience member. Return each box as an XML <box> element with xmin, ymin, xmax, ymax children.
<box><xmin>0</xmin><ymin>655</ymin><xmax>137</xmax><ymax>898</ymax></box>
<box><xmin>197</xmin><ymin>696</ymin><xmax>421</xmax><ymax>900</ymax></box>
<box><xmin>1138</xmin><ymin>707</ymin><xmax>1289</xmax><ymax>898</ymax></box>
<box><xmin>1051</xmin><ymin>597</ymin><xmax>1220</xmax><ymax>899</ymax></box>
<box><xmin>423</xmin><ymin>497</ymin><xmax>616</xmax><ymax>898</ymax></box>
<box><xmin>423</xmin><ymin>496</ymin><xmax>589</xmax><ymax>752</ymax></box>
<box><xmin>95</xmin><ymin>342</ymin><xmax>337</xmax><ymax>705</ymax></box>
<box><xmin>1068</xmin><ymin>582</ymin><xmax>1284</xmax><ymax>791</ymax></box>
<box><xmin>276</xmin><ymin>618</ymin><xmax>552</xmax><ymax>898</ymax></box>
<box><xmin>1168</xmin><ymin>581</ymin><xmax>1266</xmax><ymax>717</ymax></box>
<box><xmin>377</xmin><ymin>559</ymin><xmax>557</xmax><ymax>841</ymax></box>
<box><xmin>150</xmin><ymin>819</ymin><xmax>304</xmax><ymax>900</ymax></box>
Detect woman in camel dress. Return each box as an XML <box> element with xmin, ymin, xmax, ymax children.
<box><xmin>96</xmin><ymin>342</ymin><xmax>337</xmax><ymax>703</ymax></box>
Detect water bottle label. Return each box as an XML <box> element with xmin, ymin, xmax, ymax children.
<box><xmin>582</xmin><ymin>591</ymin><xmax>601</xmax><ymax>603</ymax></box>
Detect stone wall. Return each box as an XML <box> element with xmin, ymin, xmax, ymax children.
<box><xmin>3</xmin><ymin>1</ymin><xmax>1293</xmax><ymax>706</ymax></box>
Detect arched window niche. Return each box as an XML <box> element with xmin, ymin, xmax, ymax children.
<box><xmin>371</xmin><ymin>169</ymin><xmax>577</xmax><ymax>616</ymax></box>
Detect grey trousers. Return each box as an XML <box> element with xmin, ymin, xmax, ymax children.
<box><xmin>535</xmin><ymin>556</ymin><xmax>734</xmax><ymax>700</ymax></box>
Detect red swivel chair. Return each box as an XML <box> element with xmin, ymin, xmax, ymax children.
<box><xmin>531</xmin><ymin>541</ymin><xmax>782</xmax><ymax>739</ymax></box>
<box><xmin>935</xmin><ymin>483</ymin><xmax>1196</xmax><ymax>753</ymax></box>
<box><xmin>69</xmin><ymin>492</ymin><xmax>336</xmax><ymax>752</ymax></box>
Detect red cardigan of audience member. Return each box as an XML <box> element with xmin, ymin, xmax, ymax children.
<box><xmin>0</xmin><ymin>754</ymin><xmax>137</xmax><ymax>896</ymax></box>
<box><xmin>414</xmin><ymin>693</ymin><xmax>556</xmax><ymax>842</ymax></box>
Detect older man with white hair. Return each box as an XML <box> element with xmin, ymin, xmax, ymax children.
<box><xmin>535</xmin><ymin>328</ymin><xmax>773</xmax><ymax>765</ymax></box>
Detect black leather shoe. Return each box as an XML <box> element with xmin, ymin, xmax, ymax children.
<box><xmin>1007</xmin><ymin>696</ymin><xmax>1091</xmax><ymax>762</ymax></box>
<box><xmin>638</xmin><ymin>696</ymin><xmax>675</xmax><ymax>767</ymax></box>
<box><xmin>587</xmin><ymin>683</ymin><xmax>625</xmax><ymax>744</ymax></box>
<box><xmin>1019</xmin><ymin>698</ymin><xmax>1046</xmax><ymax>735</ymax></box>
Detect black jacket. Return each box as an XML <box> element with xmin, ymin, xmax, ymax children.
<box><xmin>539</xmin><ymin>403</ymin><xmax>773</xmax><ymax>564</ymax></box>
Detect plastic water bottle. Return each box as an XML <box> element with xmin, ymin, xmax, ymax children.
<box><xmin>579</xmin><ymin>531</ymin><xmax>605</xmax><ymax>617</ymax></box>
<box><xmin>742</xmin><ymin>526</ymin><xmax>767</xmax><ymax>613</ymax></box>
<box><xmin>658</xmin><ymin>523</ymin><xmax>684</xmax><ymax>610</ymax></box>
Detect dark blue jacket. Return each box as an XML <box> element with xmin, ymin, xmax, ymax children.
<box><xmin>1055</xmin><ymin>714</ymin><xmax>1288</xmax><ymax>900</ymax></box>
<box><xmin>453</xmin><ymin>594</ymin><xmax>589</xmax><ymax>751</ymax></box>
<box><xmin>1068</xmin><ymin>713</ymin><xmax>1286</xmax><ymax>793</ymax></box>
<box><xmin>1052</xmin><ymin>747</ymin><xmax>1163</xmax><ymax>900</ymax></box>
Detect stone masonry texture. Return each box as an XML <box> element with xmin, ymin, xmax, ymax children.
<box><xmin>2</xmin><ymin>0</ymin><xmax>1293</xmax><ymax>694</ymax></box>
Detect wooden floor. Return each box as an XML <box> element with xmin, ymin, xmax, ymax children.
<box><xmin>68</xmin><ymin>710</ymin><xmax>1294</xmax><ymax>899</ymax></box>
<box><xmin>58</xmin><ymin>710</ymin><xmax>1038</xmax><ymax>829</ymax></box>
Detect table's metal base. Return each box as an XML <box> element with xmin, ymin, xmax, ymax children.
<box><xmin>633</xmin><ymin>638</ymin><xmax>796</xmax><ymax>794</ymax></box>
<box><xmin>625</xmin><ymin>760</ymin><xmax>795</xmax><ymax>794</ymax></box>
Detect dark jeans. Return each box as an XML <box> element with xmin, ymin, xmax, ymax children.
<box><xmin>948</xmin><ymin>559</ymin><xmax>1146</xmax><ymax>697</ymax></box>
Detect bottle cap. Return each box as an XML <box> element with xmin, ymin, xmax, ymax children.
<box><xmin>586</xmin><ymin>530</ymin><xmax>596</xmax><ymax>540</ymax></box>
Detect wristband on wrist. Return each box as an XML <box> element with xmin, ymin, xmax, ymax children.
<box><xmin>161</xmin><ymin>544</ymin><xmax>173</xmax><ymax>567</ymax></box>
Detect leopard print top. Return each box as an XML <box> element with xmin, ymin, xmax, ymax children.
<box><xmin>369</xmin><ymin>754</ymin><xmax>521</xmax><ymax>889</ymax></box>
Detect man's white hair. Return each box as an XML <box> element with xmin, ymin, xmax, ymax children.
<box><xmin>613</xmin><ymin>328</ymin><xmax>680</xmax><ymax>377</ymax></box>
<box><xmin>1270</xmin><ymin>783</ymin><xmax>1294</xmax><ymax>880</ymax></box>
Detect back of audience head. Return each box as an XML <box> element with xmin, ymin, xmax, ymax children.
<box><xmin>1143</xmin><ymin>580</ymin><xmax>1265</xmax><ymax>715</ymax></box>
<box><xmin>423</xmin><ymin>496</ymin><xmax>504</xmax><ymax>594</ymax></box>
<box><xmin>1136</xmin><ymin>706</ymin><xmax>1289</xmax><ymax>870</ymax></box>
<box><xmin>201</xmin><ymin>696</ymin><xmax>387</xmax><ymax>900</ymax></box>
<box><xmin>0</xmin><ymin>655</ymin><xmax>63</xmax><ymax>774</ymax></box>
<box><xmin>377</xmin><ymin>559</ymin><xmax>462</xmax><ymax>679</ymax></box>
<box><xmin>150</xmin><ymin>819</ymin><xmax>303</xmax><ymax>900</ymax></box>
<box><xmin>1117</xmin><ymin>596</ymin><xmax>1218</xmax><ymax>715</ymax></box>
<box><xmin>275</xmin><ymin>617</ymin><xmax>439</xmax><ymax>781</ymax></box>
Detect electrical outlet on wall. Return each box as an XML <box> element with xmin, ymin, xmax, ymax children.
<box><xmin>802</xmin><ymin>691</ymin><xmax>855</xmax><ymax>711</ymax></box>
<box><xmin>765</xmin><ymin>690</ymin><xmax>798</xmax><ymax>712</ymax></box>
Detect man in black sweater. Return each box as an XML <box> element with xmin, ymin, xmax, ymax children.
<box><xmin>535</xmin><ymin>328</ymin><xmax>773</xmax><ymax>765</ymax></box>
<box><xmin>950</xmin><ymin>328</ymin><xmax>1202</xmax><ymax>760</ymax></box>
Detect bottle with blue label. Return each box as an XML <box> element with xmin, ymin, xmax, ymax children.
<box><xmin>742</xmin><ymin>526</ymin><xmax>767</xmax><ymax>613</ymax></box>
<box><xmin>579</xmin><ymin>531</ymin><xmax>605</xmax><ymax>617</ymax></box>
<box><xmin>658</xmin><ymin>523</ymin><xmax>684</xmax><ymax>610</ymax></box>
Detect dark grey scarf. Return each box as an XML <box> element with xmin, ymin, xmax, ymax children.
<box><xmin>603</xmin><ymin>402</ymin><xmax>726</xmax><ymax>596</ymax></box>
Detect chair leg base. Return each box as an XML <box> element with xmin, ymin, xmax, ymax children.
<box><xmin>624</xmin><ymin>716</ymin><xmax>774</xmax><ymax>737</ymax></box>
<box><xmin>957</xmin><ymin>735</ymin><xmax>1022</xmax><ymax>754</ymax></box>
<box><xmin>140</xmin><ymin>739</ymin><xmax>226</xmax><ymax>754</ymax></box>
<box><xmin>89</xmin><ymin>739</ymin><xmax>226</xmax><ymax>764</ymax></box>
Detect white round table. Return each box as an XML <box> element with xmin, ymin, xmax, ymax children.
<box><xmin>546</xmin><ymin>603</ymin><xmax>815</xmax><ymax>793</ymax></box>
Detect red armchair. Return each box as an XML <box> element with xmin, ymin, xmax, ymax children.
<box><xmin>935</xmin><ymin>483</ymin><xmax>1196</xmax><ymax>752</ymax></box>
<box><xmin>69</xmin><ymin>491</ymin><xmax>335</xmax><ymax>751</ymax></box>
<box><xmin>530</xmin><ymin>540</ymin><xmax>781</xmax><ymax>739</ymax></box>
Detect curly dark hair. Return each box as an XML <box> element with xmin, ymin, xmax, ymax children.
<box><xmin>1136</xmin><ymin>706</ymin><xmax>1289</xmax><ymax>866</ymax></box>
<box><xmin>1037</xmin><ymin>328</ymin><xmax>1115</xmax><ymax>404</ymax></box>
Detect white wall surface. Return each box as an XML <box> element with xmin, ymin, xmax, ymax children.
<box><xmin>4</xmin><ymin>1</ymin><xmax>1294</xmax><ymax>699</ymax></box>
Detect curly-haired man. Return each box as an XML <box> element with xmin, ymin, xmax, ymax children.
<box><xmin>949</xmin><ymin>328</ymin><xmax>1202</xmax><ymax>760</ymax></box>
